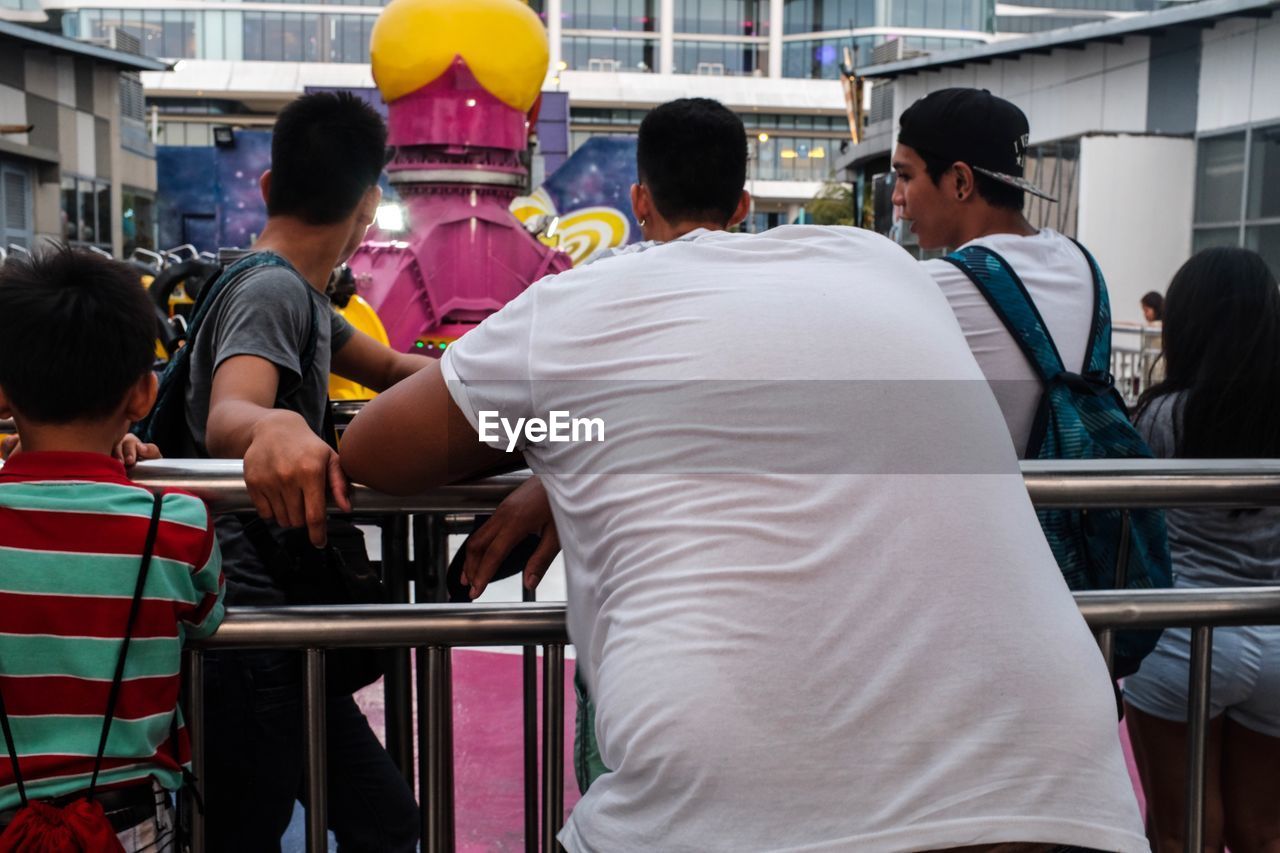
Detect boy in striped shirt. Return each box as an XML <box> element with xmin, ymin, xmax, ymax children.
<box><xmin>0</xmin><ymin>247</ymin><xmax>224</xmax><ymax>850</ymax></box>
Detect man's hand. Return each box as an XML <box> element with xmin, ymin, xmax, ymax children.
<box><xmin>114</xmin><ymin>433</ymin><xmax>162</xmax><ymax>466</ymax></box>
<box><xmin>243</xmin><ymin>410</ymin><xmax>351</xmax><ymax>547</ymax></box>
<box><xmin>461</xmin><ymin>476</ymin><xmax>561</xmax><ymax>599</ymax></box>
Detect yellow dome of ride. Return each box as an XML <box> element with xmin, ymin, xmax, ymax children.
<box><xmin>371</xmin><ymin>0</ymin><xmax>549</xmax><ymax>110</ymax></box>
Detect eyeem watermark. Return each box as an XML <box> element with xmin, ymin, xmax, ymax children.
<box><xmin>478</xmin><ymin>410</ymin><xmax>606</xmax><ymax>452</ymax></box>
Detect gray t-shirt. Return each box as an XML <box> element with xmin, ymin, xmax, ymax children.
<box><xmin>1138</xmin><ymin>392</ymin><xmax>1280</xmax><ymax>587</ymax></box>
<box><xmin>184</xmin><ymin>250</ymin><xmax>355</xmax><ymax>604</ymax></box>
<box><xmin>185</xmin><ymin>251</ymin><xmax>354</xmax><ymax>452</ymax></box>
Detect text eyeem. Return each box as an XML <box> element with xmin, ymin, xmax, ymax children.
<box><xmin>478</xmin><ymin>410</ymin><xmax>606</xmax><ymax>452</ymax></box>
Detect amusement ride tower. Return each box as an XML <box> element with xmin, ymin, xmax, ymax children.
<box><xmin>349</xmin><ymin>0</ymin><xmax>572</xmax><ymax>354</ymax></box>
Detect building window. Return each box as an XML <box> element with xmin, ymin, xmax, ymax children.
<box><xmin>562</xmin><ymin>0</ymin><xmax>657</xmax><ymax>31</ymax></box>
<box><xmin>782</xmin><ymin>0</ymin><xmax>877</xmax><ymax>34</ymax></box>
<box><xmin>783</xmin><ymin>37</ymin><xmax>875</xmax><ymax>79</ymax></box>
<box><xmin>750</xmin><ymin>135</ymin><xmax>836</xmax><ymax>181</ymax></box>
<box><xmin>1193</xmin><ymin>124</ymin><xmax>1280</xmax><ymax>277</ymax></box>
<box><xmin>674</xmin><ymin>40</ymin><xmax>763</xmax><ymax>76</ymax></box>
<box><xmin>562</xmin><ymin>36</ymin><xmax>656</xmax><ymax>72</ymax></box>
<box><xmin>675</xmin><ymin>0</ymin><xmax>766</xmax><ymax>36</ymax></box>
<box><xmin>61</xmin><ymin>175</ymin><xmax>111</xmax><ymax>250</ymax></box>
<box><xmin>1</xmin><ymin>162</ymin><xmax>34</xmax><ymax>251</ymax></box>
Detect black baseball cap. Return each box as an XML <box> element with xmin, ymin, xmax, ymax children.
<box><xmin>897</xmin><ymin>88</ymin><xmax>1057</xmax><ymax>202</ymax></box>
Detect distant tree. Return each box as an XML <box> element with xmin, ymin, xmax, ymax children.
<box><xmin>806</xmin><ymin>180</ymin><xmax>856</xmax><ymax>226</ymax></box>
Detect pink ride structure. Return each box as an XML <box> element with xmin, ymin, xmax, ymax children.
<box><xmin>348</xmin><ymin>56</ymin><xmax>571</xmax><ymax>354</ymax></box>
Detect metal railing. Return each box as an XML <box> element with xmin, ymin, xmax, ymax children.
<box><xmin>22</xmin><ymin>458</ymin><xmax>1280</xmax><ymax>851</ymax></box>
<box><xmin>1111</xmin><ymin>324</ymin><xmax>1163</xmax><ymax>404</ymax></box>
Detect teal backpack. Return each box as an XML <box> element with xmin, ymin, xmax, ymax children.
<box><xmin>135</xmin><ymin>252</ymin><xmax>315</xmax><ymax>457</ymax></box>
<box><xmin>944</xmin><ymin>241</ymin><xmax>1172</xmax><ymax>678</ymax></box>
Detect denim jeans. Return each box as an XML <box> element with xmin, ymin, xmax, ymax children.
<box><xmin>201</xmin><ymin>650</ymin><xmax>418</xmax><ymax>853</ymax></box>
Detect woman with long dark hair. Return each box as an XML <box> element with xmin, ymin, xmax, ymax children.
<box><xmin>1123</xmin><ymin>247</ymin><xmax>1280</xmax><ymax>853</ymax></box>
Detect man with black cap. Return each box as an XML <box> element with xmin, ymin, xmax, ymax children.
<box><xmin>893</xmin><ymin>87</ymin><xmax>1095</xmax><ymax>455</ymax></box>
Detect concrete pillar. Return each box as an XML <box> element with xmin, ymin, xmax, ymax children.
<box><xmin>769</xmin><ymin>0</ymin><xmax>783</xmax><ymax>78</ymax></box>
<box><xmin>659</xmin><ymin>0</ymin><xmax>674</xmax><ymax>74</ymax></box>
<box><xmin>547</xmin><ymin>0</ymin><xmax>563</xmax><ymax>74</ymax></box>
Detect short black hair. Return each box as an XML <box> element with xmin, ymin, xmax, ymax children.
<box><xmin>0</xmin><ymin>246</ymin><xmax>156</xmax><ymax>423</ymax></box>
<box><xmin>269</xmin><ymin>91</ymin><xmax>388</xmax><ymax>225</ymax></box>
<box><xmin>917</xmin><ymin>147</ymin><xmax>1024</xmax><ymax>212</ymax></box>
<box><xmin>637</xmin><ymin>98</ymin><xmax>746</xmax><ymax>226</ymax></box>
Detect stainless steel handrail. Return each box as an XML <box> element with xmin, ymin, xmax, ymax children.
<box><xmin>189</xmin><ymin>589</ymin><xmax>1280</xmax><ymax>648</ymax></box>
<box><xmin>115</xmin><ymin>457</ymin><xmax>1280</xmax><ymax>512</ymax></box>
<box><xmin>186</xmin><ymin>589</ymin><xmax>1280</xmax><ymax>853</ymax></box>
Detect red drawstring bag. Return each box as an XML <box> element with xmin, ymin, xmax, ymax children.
<box><xmin>0</xmin><ymin>800</ymin><xmax>125</xmax><ymax>852</ymax></box>
<box><xmin>0</xmin><ymin>494</ymin><xmax>163</xmax><ymax>853</ymax></box>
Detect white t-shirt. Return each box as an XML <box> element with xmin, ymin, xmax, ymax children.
<box><xmin>441</xmin><ymin>225</ymin><xmax>1145</xmax><ymax>853</ymax></box>
<box><xmin>923</xmin><ymin>229</ymin><xmax>1095</xmax><ymax>456</ymax></box>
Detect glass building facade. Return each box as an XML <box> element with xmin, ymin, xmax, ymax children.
<box><xmin>61</xmin><ymin>0</ymin><xmax>1002</xmax><ymax>77</ymax></box>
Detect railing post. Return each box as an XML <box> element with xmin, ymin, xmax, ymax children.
<box><xmin>303</xmin><ymin>649</ymin><xmax>328</xmax><ymax>853</ymax></box>
<box><xmin>1185</xmin><ymin>626</ymin><xmax>1213</xmax><ymax>852</ymax></box>
<box><xmin>524</xmin><ymin>587</ymin><xmax>539</xmax><ymax>852</ymax></box>
<box><xmin>412</xmin><ymin>514</ymin><xmax>455</xmax><ymax>849</ymax></box>
<box><xmin>185</xmin><ymin>649</ymin><xmax>205</xmax><ymax>853</ymax></box>
<box><xmin>1097</xmin><ymin>510</ymin><xmax>1134</xmax><ymax>676</ymax></box>
<box><xmin>382</xmin><ymin>516</ymin><xmax>415</xmax><ymax>787</ymax></box>
<box><xmin>417</xmin><ymin>645</ymin><xmax>452</xmax><ymax>853</ymax></box>
<box><xmin>541</xmin><ymin>644</ymin><xmax>565</xmax><ymax>852</ymax></box>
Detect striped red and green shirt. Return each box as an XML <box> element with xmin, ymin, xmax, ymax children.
<box><xmin>0</xmin><ymin>451</ymin><xmax>224</xmax><ymax>810</ymax></box>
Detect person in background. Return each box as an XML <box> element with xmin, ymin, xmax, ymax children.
<box><xmin>1123</xmin><ymin>247</ymin><xmax>1280</xmax><ymax>853</ymax></box>
<box><xmin>892</xmin><ymin>88</ymin><xmax>1094</xmax><ymax>457</ymax></box>
<box><xmin>1141</xmin><ymin>290</ymin><xmax>1164</xmax><ymax>324</ymax></box>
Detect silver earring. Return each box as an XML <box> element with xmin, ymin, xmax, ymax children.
<box><xmin>639</xmin><ymin>218</ymin><xmax>646</xmax><ymax>226</ymax></box>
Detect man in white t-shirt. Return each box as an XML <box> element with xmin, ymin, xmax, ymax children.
<box><xmin>892</xmin><ymin>88</ymin><xmax>1097</xmax><ymax>455</ymax></box>
<box><xmin>339</xmin><ymin>99</ymin><xmax>1146</xmax><ymax>852</ymax></box>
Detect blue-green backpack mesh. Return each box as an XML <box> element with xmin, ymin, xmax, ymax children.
<box><xmin>944</xmin><ymin>241</ymin><xmax>1171</xmax><ymax>678</ymax></box>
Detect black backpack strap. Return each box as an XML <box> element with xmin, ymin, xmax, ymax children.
<box><xmin>0</xmin><ymin>670</ymin><xmax>29</xmax><ymax>808</ymax></box>
<box><xmin>89</xmin><ymin>492</ymin><xmax>166</xmax><ymax>799</ymax></box>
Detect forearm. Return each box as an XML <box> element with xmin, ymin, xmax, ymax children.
<box><xmin>381</xmin><ymin>352</ymin><xmax>431</xmax><ymax>390</ymax></box>
<box><xmin>206</xmin><ymin>402</ymin><xmax>307</xmax><ymax>459</ymax></box>
<box><xmin>331</xmin><ymin>331</ymin><xmax>432</xmax><ymax>393</ymax></box>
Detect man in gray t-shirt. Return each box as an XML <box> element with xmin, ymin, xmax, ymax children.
<box><xmin>189</xmin><ymin>93</ymin><xmax>434</xmax><ymax>852</ymax></box>
<box><xmin>185</xmin><ymin>252</ymin><xmax>358</xmax><ymax>606</ymax></box>
<box><xmin>187</xmin><ymin>252</ymin><xmax>354</xmax><ymax>453</ymax></box>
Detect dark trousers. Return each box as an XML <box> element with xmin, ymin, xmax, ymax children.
<box><xmin>201</xmin><ymin>650</ymin><xmax>418</xmax><ymax>853</ymax></box>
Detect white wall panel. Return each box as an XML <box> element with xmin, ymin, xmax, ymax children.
<box><xmin>1078</xmin><ymin>134</ymin><xmax>1195</xmax><ymax>326</ymax></box>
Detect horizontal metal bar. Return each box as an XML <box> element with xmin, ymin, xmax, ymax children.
<box><xmin>190</xmin><ymin>603</ymin><xmax>571</xmax><ymax>649</ymax></box>
<box><xmin>115</xmin><ymin>458</ymin><xmax>1280</xmax><ymax>514</ymax></box>
<box><xmin>1022</xmin><ymin>458</ymin><xmax>1280</xmax><ymax>508</ymax></box>
<box><xmin>1074</xmin><ymin>586</ymin><xmax>1280</xmax><ymax>629</ymax></box>
<box><xmin>188</xmin><ymin>588</ymin><xmax>1280</xmax><ymax>650</ymax></box>
<box><xmin>126</xmin><ymin>459</ymin><xmax>526</xmax><ymax>513</ymax></box>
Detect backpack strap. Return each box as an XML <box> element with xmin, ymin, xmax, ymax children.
<box><xmin>0</xmin><ymin>668</ymin><xmax>29</xmax><ymax>808</ymax></box>
<box><xmin>1067</xmin><ymin>237</ymin><xmax>1113</xmax><ymax>376</ymax></box>
<box><xmin>0</xmin><ymin>492</ymin><xmax>164</xmax><ymax>807</ymax></box>
<box><xmin>89</xmin><ymin>492</ymin><xmax>166</xmax><ymax>799</ymax></box>
<box><xmin>942</xmin><ymin>245</ymin><xmax>1067</xmax><ymax>382</ymax></box>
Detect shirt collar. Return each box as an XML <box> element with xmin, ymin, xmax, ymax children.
<box><xmin>0</xmin><ymin>451</ymin><xmax>131</xmax><ymax>484</ymax></box>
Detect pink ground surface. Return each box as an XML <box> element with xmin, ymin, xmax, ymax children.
<box><xmin>355</xmin><ymin>649</ymin><xmax>581</xmax><ymax>851</ymax></box>
<box><xmin>357</xmin><ymin>652</ymin><xmax>1149</xmax><ymax>850</ymax></box>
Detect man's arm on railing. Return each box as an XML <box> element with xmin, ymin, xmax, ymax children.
<box><xmin>339</xmin><ymin>359</ymin><xmax>510</xmax><ymax>493</ymax></box>
<box><xmin>209</xmin><ymin>354</ymin><xmax>351</xmax><ymax>547</ymax></box>
<box><xmin>340</xmin><ymin>360</ymin><xmax>562</xmax><ymax>597</ymax></box>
